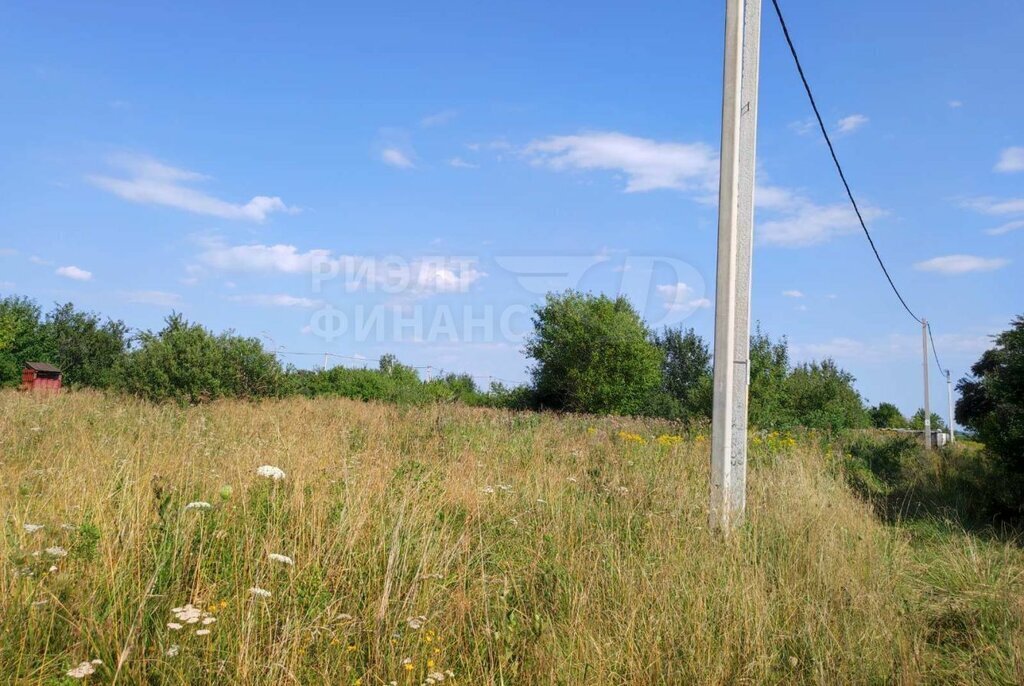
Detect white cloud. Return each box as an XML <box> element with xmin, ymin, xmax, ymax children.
<box><xmin>789</xmin><ymin>119</ymin><xmax>816</xmax><ymax>136</ymax></box>
<box><xmin>948</xmin><ymin>100</ymin><xmax>963</xmax><ymax>108</ymax></box>
<box><xmin>961</xmin><ymin>196</ymin><xmax>1024</xmax><ymax>215</ymax></box>
<box><xmin>782</xmin><ymin>289</ymin><xmax>804</xmax><ymax>298</ymax></box>
<box><xmin>55</xmin><ymin>265</ymin><xmax>92</xmax><ymax>281</ymax></box>
<box><xmin>0</xmin><ymin>248</ymin><xmax>16</xmax><ymax>257</ymax></box>
<box><xmin>448</xmin><ymin>157</ymin><xmax>478</xmax><ymax>169</ymax></box>
<box><xmin>656</xmin><ymin>282</ymin><xmax>711</xmax><ymax>312</ymax></box>
<box><xmin>986</xmin><ymin>219</ymin><xmax>1024</xmax><ymax>236</ymax></box>
<box><xmin>125</xmin><ymin>290</ymin><xmax>181</xmax><ymax>307</ymax></box>
<box><xmin>88</xmin><ymin>154</ymin><xmax>296</xmax><ymax>222</ymax></box>
<box><xmin>420</xmin><ymin>110</ymin><xmax>458</xmax><ymax>128</ymax></box>
<box><xmin>228</xmin><ymin>293</ymin><xmax>323</xmax><ymax>308</ymax></box>
<box><xmin>756</xmin><ymin>183</ymin><xmax>883</xmax><ymax>247</ymax></box>
<box><xmin>408</xmin><ymin>259</ymin><xmax>485</xmax><ymax>294</ymax></box>
<box><xmin>837</xmin><ymin>114</ymin><xmax>869</xmax><ymax>134</ymax></box>
<box><xmin>792</xmin><ymin>331</ymin><xmax>991</xmax><ymax>364</ymax></box>
<box><xmin>524</xmin><ymin>132</ymin><xmax>718</xmax><ymax>193</ymax></box>
<box><xmin>30</xmin><ymin>255</ymin><xmax>53</xmax><ymax>266</ymax></box>
<box><xmin>197</xmin><ymin>239</ymin><xmax>485</xmax><ymax>297</ymax></box>
<box><xmin>381</xmin><ymin>148</ymin><xmax>415</xmax><ymax>169</ymax></box>
<box><xmin>995</xmin><ymin>146</ymin><xmax>1024</xmax><ymax>173</ymax></box>
<box><xmin>520</xmin><ymin>131</ymin><xmax>882</xmax><ymax>248</ymax></box>
<box><xmin>914</xmin><ymin>254</ymin><xmax>1009</xmax><ymax>274</ymax></box>
<box><xmin>198</xmin><ymin>240</ymin><xmax>332</xmax><ymax>274</ymax></box>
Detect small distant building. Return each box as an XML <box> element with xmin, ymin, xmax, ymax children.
<box><xmin>21</xmin><ymin>362</ymin><xmax>62</xmax><ymax>393</ymax></box>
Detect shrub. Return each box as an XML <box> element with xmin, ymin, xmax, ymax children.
<box><xmin>956</xmin><ymin>315</ymin><xmax>1024</xmax><ymax>512</ymax></box>
<box><xmin>651</xmin><ymin>325</ymin><xmax>712</xmax><ymax>421</ymax></box>
<box><xmin>785</xmin><ymin>359</ymin><xmax>870</xmax><ymax>432</ymax></box>
<box><xmin>0</xmin><ymin>296</ymin><xmax>49</xmax><ymax>387</ymax></box>
<box><xmin>116</xmin><ymin>314</ymin><xmax>280</xmax><ymax>403</ymax></box>
<box><xmin>525</xmin><ymin>291</ymin><xmax>663</xmax><ymax>415</ymax></box>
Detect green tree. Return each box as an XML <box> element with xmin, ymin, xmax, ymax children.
<box><xmin>868</xmin><ymin>402</ymin><xmax>908</xmax><ymax>429</ymax></box>
<box><xmin>525</xmin><ymin>291</ymin><xmax>662</xmax><ymax>415</ymax></box>
<box><xmin>909</xmin><ymin>409</ymin><xmax>946</xmax><ymax>432</ymax></box>
<box><xmin>956</xmin><ymin>316</ymin><xmax>1024</xmax><ymax>476</ymax></box>
<box><xmin>651</xmin><ymin>325</ymin><xmax>712</xmax><ymax>420</ymax></box>
<box><xmin>748</xmin><ymin>325</ymin><xmax>790</xmax><ymax>428</ymax></box>
<box><xmin>785</xmin><ymin>359</ymin><xmax>869</xmax><ymax>431</ymax></box>
<box><xmin>41</xmin><ymin>302</ymin><xmax>129</xmax><ymax>388</ymax></box>
<box><xmin>0</xmin><ymin>296</ymin><xmax>50</xmax><ymax>386</ymax></box>
<box><xmin>117</xmin><ymin>314</ymin><xmax>280</xmax><ymax>403</ymax></box>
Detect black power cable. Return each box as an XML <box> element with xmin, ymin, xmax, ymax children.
<box><xmin>927</xmin><ymin>322</ymin><xmax>948</xmax><ymax>377</ymax></box>
<box><xmin>768</xmin><ymin>0</ymin><xmax>923</xmax><ymax>325</ymax></box>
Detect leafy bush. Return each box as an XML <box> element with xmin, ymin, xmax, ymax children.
<box><xmin>117</xmin><ymin>314</ymin><xmax>280</xmax><ymax>403</ymax></box>
<box><xmin>868</xmin><ymin>402</ymin><xmax>907</xmax><ymax>429</ymax></box>
<box><xmin>651</xmin><ymin>325</ymin><xmax>712</xmax><ymax>421</ymax></box>
<box><xmin>525</xmin><ymin>291</ymin><xmax>663</xmax><ymax>415</ymax></box>
<box><xmin>748</xmin><ymin>326</ymin><xmax>791</xmax><ymax>429</ymax></box>
<box><xmin>956</xmin><ymin>315</ymin><xmax>1024</xmax><ymax>512</ymax></box>
<box><xmin>0</xmin><ymin>296</ymin><xmax>50</xmax><ymax>386</ymax></box>
<box><xmin>0</xmin><ymin>296</ymin><xmax>128</xmax><ymax>388</ymax></box>
<box><xmin>42</xmin><ymin>303</ymin><xmax>129</xmax><ymax>388</ymax></box>
<box><xmin>785</xmin><ymin>359</ymin><xmax>870</xmax><ymax>432</ymax></box>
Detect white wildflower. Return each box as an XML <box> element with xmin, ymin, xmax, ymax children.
<box><xmin>201</xmin><ymin>616</ymin><xmax>216</xmax><ymax>625</ymax></box>
<box><xmin>406</xmin><ymin>615</ymin><xmax>427</xmax><ymax>630</ymax></box>
<box><xmin>249</xmin><ymin>586</ymin><xmax>272</xmax><ymax>598</ymax></box>
<box><xmin>167</xmin><ymin>622</ymin><xmax>183</xmax><ymax>630</ymax></box>
<box><xmin>171</xmin><ymin>604</ymin><xmax>203</xmax><ymax>624</ymax></box>
<box><xmin>90</xmin><ymin>660</ymin><xmax>102</xmax><ymax>665</ymax></box>
<box><xmin>183</xmin><ymin>501</ymin><xmax>212</xmax><ymax>511</ymax></box>
<box><xmin>29</xmin><ymin>426</ymin><xmax>41</xmax><ymax>432</ymax></box>
<box><xmin>48</xmin><ymin>565</ymin><xmax>58</xmax><ymax>573</ymax></box>
<box><xmin>165</xmin><ymin>644</ymin><xmax>180</xmax><ymax>657</ymax></box>
<box><xmin>66</xmin><ymin>662</ymin><xmax>95</xmax><ymax>678</ymax></box>
<box><xmin>497</xmin><ymin>484</ymin><xmax>512</xmax><ymax>492</ymax></box>
<box><xmin>428</xmin><ymin>672</ymin><xmax>446</xmax><ymax>682</ymax></box>
<box><xmin>44</xmin><ymin>546</ymin><xmax>67</xmax><ymax>558</ymax></box>
<box><xmin>480</xmin><ymin>486</ymin><xmax>495</xmax><ymax>494</ymax></box>
<box><xmin>195</xmin><ymin>629</ymin><xmax>211</xmax><ymax>636</ymax></box>
<box><xmin>268</xmin><ymin>553</ymin><xmax>294</xmax><ymax>566</ymax></box>
<box><xmin>256</xmin><ymin>465</ymin><xmax>286</xmax><ymax>481</ymax></box>
<box><xmin>23</xmin><ymin>523</ymin><xmax>44</xmax><ymax>534</ymax></box>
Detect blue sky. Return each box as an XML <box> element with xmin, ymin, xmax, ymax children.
<box><xmin>1</xmin><ymin>0</ymin><xmax>1021</xmax><ymax>416</ymax></box>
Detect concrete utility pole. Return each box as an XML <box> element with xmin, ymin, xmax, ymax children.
<box><xmin>710</xmin><ymin>0</ymin><xmax>761</xmax><ymax>533</ymax></box>
<box><xmin>922</xmin><ymin>319</ymin><xmax>932</xmax><ymax>449</ymax></box>
<box><xmin>946</xmin><ymin>369</ymin><xmax>955</xmax><ymax>443</ymax></box>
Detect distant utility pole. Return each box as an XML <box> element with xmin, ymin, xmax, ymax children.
<box><xmin>710</xmin><ymin>0</ymin><xmax>761</xmax><ymax>533</ymax></box>
<box><xmin>946</xmin><ymin>369</ymin><xmax>955</xmax><ymax>443</ymax></box>
<box><xmin>922</xmin><ymin>319</ymin><xmax>932</xmax><ymax>449</ymax></box>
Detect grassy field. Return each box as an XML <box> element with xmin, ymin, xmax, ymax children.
<box><xmin>1</xmin><ymin>391</ymin><xmax>1022</xmax><ymax>684</ymax></box>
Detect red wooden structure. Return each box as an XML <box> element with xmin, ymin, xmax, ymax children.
<box><xmin>21</xmin><ymin>362</ymin><xmax>62</xmax><ymax>393</ymax></box>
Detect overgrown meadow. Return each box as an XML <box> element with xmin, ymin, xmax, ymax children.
<box><xmin>2</xmin><ymin>391</ymin><xmax>1022</xmax><ymax>684</ymax></box>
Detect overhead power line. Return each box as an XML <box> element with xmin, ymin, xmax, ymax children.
<box><xmin>927</xmin><ymin>322</ymin><xmax>947</xmax><ymax>375</ymax></box>
<box><xmin>768</xmin><ymin>0</ymin><xmax>922</xmax><ymax>325</ymax></box>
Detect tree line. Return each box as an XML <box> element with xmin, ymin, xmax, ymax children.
<box><xmin>1</xmin><ymin>290</ymin><xmax>928</xmax><ymax>431</ymax></box>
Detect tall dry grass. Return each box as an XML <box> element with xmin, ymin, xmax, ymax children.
<box><xmin>1</xmin><ymin>391</ymin><xmax>1021</xmax><ymax>684</ymax></box>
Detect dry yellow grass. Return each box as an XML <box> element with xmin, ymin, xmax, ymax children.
<box><xmin>1</xmin><ymin>390</ymin><xmax>1021</xmax><ymax>684</ymax></box>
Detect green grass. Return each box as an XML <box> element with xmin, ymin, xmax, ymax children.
<box><xmin>1</xmin><ymin>391</ymin><xmax>1022</xmax><ymax>684</ymax></box>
